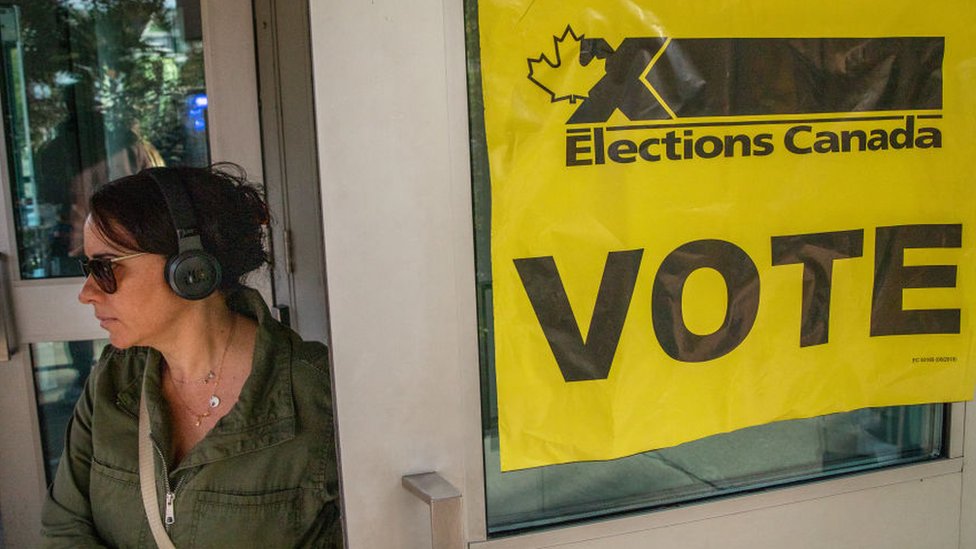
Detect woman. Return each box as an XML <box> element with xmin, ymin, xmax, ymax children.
<box><xmin>41</xmin><ymin>165</ymin><xmax>342</xmax><ymax>547</ymax></box>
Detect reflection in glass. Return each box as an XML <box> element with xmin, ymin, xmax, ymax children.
<box><xmin>32</xmin><ymin>339</ymin><xmax>109</xmax><ymax>483</ymax></box>
<box><xmin>484</xmin><ymin>404</ymin><xmax>943</xmax><ymax>533</ymax></box>
<box><xmin>0</xmin><ymin>1</ymin><xmax>209</xmax><ymax>280</ymax></box>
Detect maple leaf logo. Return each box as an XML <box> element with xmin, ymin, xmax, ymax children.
<box><xmin>528</xmin><ymin>26</ymin><xmax>607</xmax><ymax>104</ymax></box>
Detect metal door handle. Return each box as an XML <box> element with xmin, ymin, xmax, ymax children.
<box><xmin>402</xmin><ymin>472</ymin><xmax>463</xmax><ymax>549</ymax></box>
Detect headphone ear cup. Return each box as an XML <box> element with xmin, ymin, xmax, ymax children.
<box><xmin>166</xmin><ymin>251</ymin><xmax>222</xmax><ymax>300</ymax></box>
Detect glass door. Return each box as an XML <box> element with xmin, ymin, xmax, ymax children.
<box><xmin>0</xmin><ymin>2</ymin><xmax>263</xmax><ymax>546</ymax></box>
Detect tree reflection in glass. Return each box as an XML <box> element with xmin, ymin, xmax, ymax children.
<box><xmin>0</xmin><ymin>0</ymin><xmax>208</xmax><ymax>279</ymax></box>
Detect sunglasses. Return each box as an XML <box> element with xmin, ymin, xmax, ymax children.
<box><xmin>78</xmin><ymin>252</ymin><xmax>148</xmax><ymax>294</ymax></box>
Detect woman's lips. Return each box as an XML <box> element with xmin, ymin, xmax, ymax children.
<box><xmin>96</xmin><ymin>316</ymin><xmax>116</xmax><ymax>329</ymax></box>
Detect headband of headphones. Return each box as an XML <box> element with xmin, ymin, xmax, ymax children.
<box><xmin>144</xmin><ymin>167</ymin><xmax>222</xmax><ymax>300</ymax></box>
<box><xmin>146</xmin><ymin>168</ymin><xmax>206</xmax><ymax>255</ymax></box>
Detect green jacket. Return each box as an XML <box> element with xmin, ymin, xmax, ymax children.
<box><xmin>41</xmin><ymin>289</ymin><xmax>342</xmax><ymax>548</ymax></box>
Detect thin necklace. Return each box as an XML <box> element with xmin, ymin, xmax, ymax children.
<box><xmin>168</xmin><ymin>370</ymin><xmax>216</xmax><ymax>384</ymax></box>
<box><xmin>166</xmin><ymin>315</ymin><xmax>238</xmax><ymax>427</ymax></box>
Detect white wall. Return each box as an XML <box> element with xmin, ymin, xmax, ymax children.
<box><xmin>309</xmin><ymin>0</ymin><xmax>482</xmax><ymax>546</ymax></box>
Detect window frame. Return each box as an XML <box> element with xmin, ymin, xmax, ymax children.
<box><xmin>457</xmin><ymin>0</ymin><xmax>972</xmax><ymax>542</ymax></box>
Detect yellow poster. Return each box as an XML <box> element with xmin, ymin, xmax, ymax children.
<box><xmin>478</xmin><ymin>1</ymin><xmax>976</xmax><ymax>471</ymax></box>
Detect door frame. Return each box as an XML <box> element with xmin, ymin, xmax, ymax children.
<box><xmin>253</xmin><ymin>0</ymin><xmax>330</xmax><ymax>343</ymax></box>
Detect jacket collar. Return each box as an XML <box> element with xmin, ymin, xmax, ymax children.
<box><xmin>116</xmin><ymin>288</ymin><xmax>296</xmax><ymax>471</ymax></box>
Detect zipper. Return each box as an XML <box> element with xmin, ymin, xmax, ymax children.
<box><xmin>165</xmin><ymin>492</ymin><xmax>175</xmax><ymax>526</ymax></box>
<box><xmin>151</xmin><ymin>438</ymin><xmax>188</xmax><ymax>530</ymax></box>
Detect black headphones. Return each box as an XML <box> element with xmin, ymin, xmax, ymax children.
<box><xmin>145</xmin><ymin>168</ymin><xmax>222</xmax><ymax>300</ymax></box>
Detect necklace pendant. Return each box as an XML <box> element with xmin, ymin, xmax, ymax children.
<box><xmin>209</xmin><ymin>395</ymin><xmax>221</xmax><ymax>408</ymax></box>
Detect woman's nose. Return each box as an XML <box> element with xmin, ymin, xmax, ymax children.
<box><xmin>78</xmin><ymin>274</ymin><xmax>102</xmax><ymax>304</ymax></box>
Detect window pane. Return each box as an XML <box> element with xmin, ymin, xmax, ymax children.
<box><xmin>0</xmin><ymin>1</ymin><xmax>209</xmax><ymax>280</ymax></box>
<box><xmin>484</xmin><ymin>404</ymin><xmax>943</xmax><ymax>533</ymax></box>
<box><xmin>32</xmin><ymin>339</ymin><xmax>109</xmax><ymax>483</ymax></box>
<box><xmin>463</xmin><ymin>2</ymin><xmax>947</xmax><ymax>535</ymax></box>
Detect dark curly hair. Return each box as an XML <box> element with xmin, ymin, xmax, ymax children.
<box><xmin>89</xmin><ymin>163</ymin><xmax>270</xmax><ymax>291</ymax></box>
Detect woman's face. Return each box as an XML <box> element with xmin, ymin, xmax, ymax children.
<box><xmin>77</xmin><ymin>218</ymin><xmax>186</xmax><ymax>349</ymax></box>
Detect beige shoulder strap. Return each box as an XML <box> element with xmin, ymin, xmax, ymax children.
<box><xmin>139</xmin><ymin>390</ymin><xmax>177</xmax><ymax>549</ymax></box>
